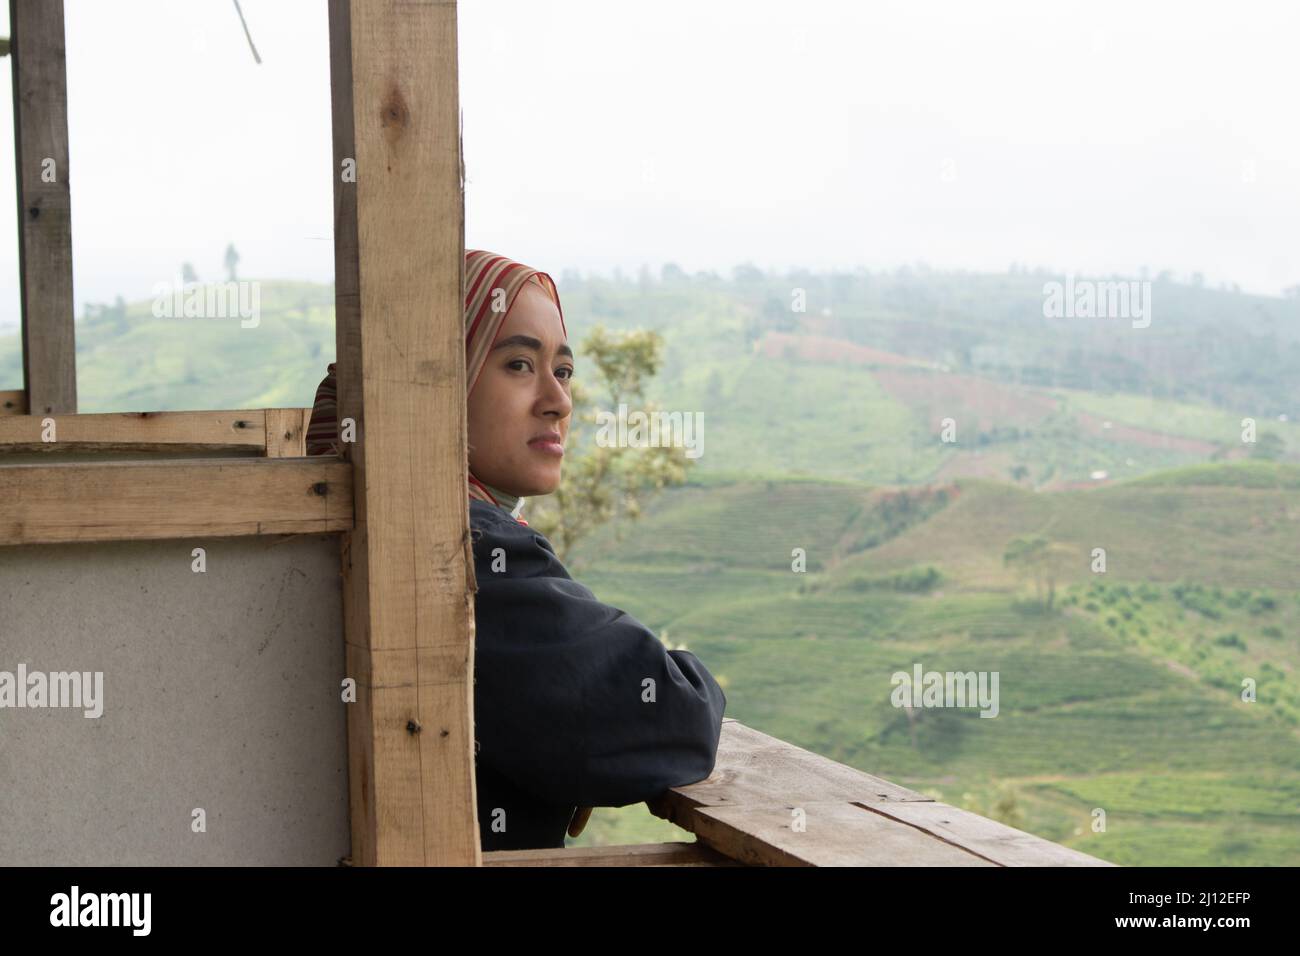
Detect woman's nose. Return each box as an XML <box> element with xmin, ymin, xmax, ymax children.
<box><xmin>540</xmin><ymin>367</ymin><xmax>572</xmax><ymax>415</ymax></box>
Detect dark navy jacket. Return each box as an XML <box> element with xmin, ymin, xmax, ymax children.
<box><xmin>469</xmin><ymin>498</ymin><xmax>727</xmax><ymax>851</ymax></box>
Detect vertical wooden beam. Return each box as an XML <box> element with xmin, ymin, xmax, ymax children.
<box><xmin>328</xmin><ymin>0</ymin><xmax>476</xmax><ymax>866</ymax></box>
<box><xmin>263</xmin><ymin>407</ymin><xmax>309</xmax><ymax>458</ymax></box>
<box><xmin>9</xmin><ymin>0</ymin><xmax>76</xmax><ymax>415</ymax></box>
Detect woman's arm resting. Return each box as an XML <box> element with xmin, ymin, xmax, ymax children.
<box><xmin>471</xmin><ymin>513</ymin><xmax>727</xmax><ymax>809</ymax></box>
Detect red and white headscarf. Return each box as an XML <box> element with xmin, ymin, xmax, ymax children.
<box><xmin>306</xmin><ymin>249</ymin><xmax>567</xmax><ymax>525</ymax></box>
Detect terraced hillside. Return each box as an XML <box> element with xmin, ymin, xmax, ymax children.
<box><xmin>566</xmin><ymin>463</ymin><xmax>1300</xmax><ymax>865</ymax></box>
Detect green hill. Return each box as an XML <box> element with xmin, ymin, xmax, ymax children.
<box><xmin>567</xmin><ymin>463</ymin><xmax>1300</xmax><ymax>864</ymax></box>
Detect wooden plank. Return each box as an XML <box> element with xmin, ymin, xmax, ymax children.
<box><xmin>690</xmin><ymin>802</ymin><xmax>997</xmax><ymax>867</ymax></box>
<box><xmin>0</xmin><ymin>457</ymin><xmax>353</xmax><ymax>544</ymax></box>
<box><xmin>328</xmin><ymin>0</ymin><xmax>474</xmax><ymax>866</ymax></box>
<box><xmin>10</xmin><ymin>0</ymin><xmax>76</xmax><ymax>415</ymax></box>
<box><xmin>0</xmin><ymin>391</ymin><xmax>27</xmax><ymax>416</ymax></box>
<box><xmin>330</xmin><ymin>0</ymin><xmax>375</xmax><ymax>873</ymax></box>
<box><xmin>0</xmin><ymin>409</ymin><xmax>272</xmax><ymax>452</ymax></box>
<box><xmin>644</xmin><ymin>720</ymin><xmax>1113</xmax><ymax>867</ymax></box>
<box><xmin>482</xmin><ymin>842</ymin><xmax>741</xmax><ymax>867</ymax></box>
<box><xmin>647</xmin><ymin>719</ymin><xmax>934</xmax><ymax>840</ymax></box>
<box><xmin>859</xmin><ymin>800</ymin><xmax>1115</xmax><ymax>866</ymax></box>
<box><xmin>264</xmin><ymin>408</ymin><xmax>310</xmax><ymax>457</ymax></box>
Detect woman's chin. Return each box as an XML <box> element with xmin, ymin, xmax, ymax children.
<box><xmin>521</xmin><ymin>469</ymin><xmax>562</xmax><ymax>497</ymax></box>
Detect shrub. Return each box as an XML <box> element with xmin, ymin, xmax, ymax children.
<box><xmin>1249</xmin><ymin>594</ymin><xmax>1277</xmax><ymax>615</ymax></box>
<box><xmin>841</xmin><ymin>565</ymin><xmax>943</xmax><ymax>594</ymax></box>
<box><xmin>1225</xmin><ymin>588</ymin><xmax>1251</xmax><ymax>609</ymax></box>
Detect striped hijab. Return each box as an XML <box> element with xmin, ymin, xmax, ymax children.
<box><xmin>306</xmin><ymin>249</ymin><xmax>567</xmax><ymax>525</ymax></box>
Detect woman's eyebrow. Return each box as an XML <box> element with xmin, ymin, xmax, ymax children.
<box><xmin>490</xmin><ymin>334</ymin><xmax>574</xmax><ymax>359</ymax></box>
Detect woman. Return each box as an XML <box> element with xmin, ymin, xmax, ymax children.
<box><xmin>306</xmin><ymin>249</ymin><xmax>727</xmax><ymax>851</ymax></box>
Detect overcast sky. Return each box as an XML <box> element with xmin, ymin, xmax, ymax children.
<box><xmin>0</xmin><ymin>0</ymin><xmax>1297</xmax><ymax>331</ymax></box>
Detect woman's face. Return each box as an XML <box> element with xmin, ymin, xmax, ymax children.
<box><xmin>467</xmin><ymin>279</ymin><xmax>573</xmax><ymax>497</ymax></box>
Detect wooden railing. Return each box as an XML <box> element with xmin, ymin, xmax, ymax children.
<box><xmin>486</xmin><ymin>719</ymin><xmax>1113</xmax><ymax>867</ymax></box>
<box><xmin>0</xmin><ymin>408</ymin><xmax>347</xmax><ymax>546</ymax></box>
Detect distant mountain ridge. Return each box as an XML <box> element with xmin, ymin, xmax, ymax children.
<box><xmin>0</xmin><ymin>270</ymin><xmax>1293</xmax><ymax>489</ymax></box>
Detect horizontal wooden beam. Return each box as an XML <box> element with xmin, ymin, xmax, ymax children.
<box><xmin>656</xmin><ymin>718</ymin><xmax>936</xmax><ymax>813</ymax></box>
<box><xmin>482</xmin><ymin>841</ymin><xmax>740</xmax><ymax>867</ymax></box>
<box><xmin>0</xmin><ymin>408</ymin><xmax>311</xmax><ymax>455</ymax></box>
<box><xmin>647</xmin><ymin>720</ymin><xmax>1114</xmax><ymax>867</ymax></box>
<box><xmin>851</xmin><ymin>799</ymin><xmax>1114</xmax><ymax>866</ymax></box>
<box><xmin>690</xmin><ymin>801</ymin><xmax>995</xmax><ymax>867</ymax></box>
<box><xmin>0</xmin><ymin>457</ymin><xmax>353</xmax><ymax>545</ymax></box>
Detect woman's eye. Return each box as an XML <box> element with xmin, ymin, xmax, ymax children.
<box><xmin>507</xmin><ymin>360</ymin><xmax>573</xmax><ymax>381</ymax></box>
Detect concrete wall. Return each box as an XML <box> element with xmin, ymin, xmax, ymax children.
<box><xmin>0</xmin><ymin>532</ymin><xmax>350</xmax><ymax>865</ymax></box>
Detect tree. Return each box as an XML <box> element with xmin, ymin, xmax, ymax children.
<box><xmin>1004</xmin><ymin>536</ymin><xmax>1048</xmax><ymax>605</ymax></box>
<box><xmin>525</xmin><ymin>325</ymin><xmax>692</xmax><ymax>562</ymax></box>
<box><xmin>182</xmin><ymin>262</ymin><xmax>198</xmax><ymax>285</ymax></box>
<box><xmin>660</xmin><ymin>262</ymin><xmax>687</xmax><ymax>283</ymax></box>
<box><xmin>704</xmin><ymin>369</ymin><xmax>724</xmax><ymax>406</ymax></box>
<box><xmin>102</xmin><ymin>295</ymin><xmax>129</xmax><ymax>334</ymax></box>
<box><xmin>984</xmin><ymin>783</ymin><xmax>1026</xmax><ymax>829</ymax></box>
<box><xmin>1003</xmin><ymin>534</ymin><xmax>1077</xmax><ymax>608</ymax></box>
<box><xmin>761</xmin><ymin>294</ymin><xmax>797</xmax><ymax>333</ymax></box>
<box><xmin>893</xmin><ymin>671</ymin><xmax>922</xmax><ymax>748</ymax></box>
<box><xmin>224</xmin><ymin>243</ymin><xmax>240</xmax><ymax>282</ymax></box>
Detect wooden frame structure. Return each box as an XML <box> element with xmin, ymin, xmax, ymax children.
<box><xmin>0</xmin><ymin>0</ymin><xmax>1111</xmax><ymax>867</ymax></box>
<box><xmin>9</xmin><ymin>0</ymin><xmax>75</xmax><ymax>416</ymax></box>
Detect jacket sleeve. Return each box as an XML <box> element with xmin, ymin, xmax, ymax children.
<box><xmin>470</xmin><ymin>510</ymin><xmax>727</xmax><ymax>809</ymax></box>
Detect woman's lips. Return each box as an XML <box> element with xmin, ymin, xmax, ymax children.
<box><xmin>528</xmin><ymin>438</ymin><xmax>564</xmax><ymax>457</ymax></box>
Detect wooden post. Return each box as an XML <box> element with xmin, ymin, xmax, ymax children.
<box><xmin>9</xmin><ymin>0</ymin><xmax>76</xmax><ymax>415</ymax></box>
<box><xmin>328</xmin><ymin>0</ymin><xmax>477</xmax><ymax>866</ymax></box>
